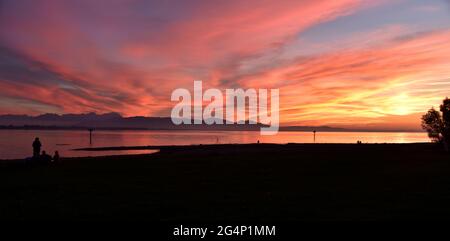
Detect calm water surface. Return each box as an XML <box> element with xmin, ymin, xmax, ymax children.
<box><xmin>0</xmin><ymin>129</ymin><xmax>429</xmax><ymax>160</ymax></box>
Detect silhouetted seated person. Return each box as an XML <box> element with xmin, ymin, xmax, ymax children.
<box><xmin>53</xmin><ymin>151</ymin><xmax>60</xmax><ymax>163</ymax></box>
<box><xmin>32</xmin><ymin>137</ymin><xmax>41</xmax><ymax>159</ymax></box>
<box><xmin>40</xmin><ymin>151</ymin><xmax>52</xmax><ymax>164</ymax></box>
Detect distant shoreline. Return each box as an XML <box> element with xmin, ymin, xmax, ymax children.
<box><xmin>0</xmin><ymin>125</ymin><xmax>425</xmax><ymax>133</ymax></box>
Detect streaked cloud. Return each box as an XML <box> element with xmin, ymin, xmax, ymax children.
<box><xmin>0</xmin><ymin>0</ymin><xmax>449</xmax><ymax>130</ymax></box>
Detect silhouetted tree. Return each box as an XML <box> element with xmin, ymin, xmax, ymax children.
<box><xmin>422</xmin><ymin>97</ymin><xmax>450</xmax><ymax>151</ymax></box>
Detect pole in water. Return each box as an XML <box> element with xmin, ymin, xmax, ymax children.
<box><xmin>313</xmin><ymin>130</ymin><xmax>316</xmax><ymax>143</ymax></box>
<box><xmin>88</xmin><ymin>128</ymin><xmax>94</xmax><ymax>145</ymax></box>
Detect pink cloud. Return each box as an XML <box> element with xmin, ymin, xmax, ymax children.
<box><xmin>1</xmin><ymin>0</ymin><xmax>449</xmax><ymax>130</ymax></box>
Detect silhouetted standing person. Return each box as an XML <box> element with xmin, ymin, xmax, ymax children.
<box><xmin>53</xmin><ymin>151</ymin><xmax>60</xmax><ymax>163</ymax></box>
<box><xmin>32</xmin><ymin>137</ymin><xmax>41</xmax><ymax>159</ymax></box>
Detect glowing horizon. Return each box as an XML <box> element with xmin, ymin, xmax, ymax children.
<box><xmin>1</xmin><ymin>0</ymin><xmax>450</xmax><ymax>130</ymax></box>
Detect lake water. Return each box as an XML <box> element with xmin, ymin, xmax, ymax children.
<box><xmin>0</xmin><ymin>129</ymin><xmax>429</xmax><ymax>160</ymax></box>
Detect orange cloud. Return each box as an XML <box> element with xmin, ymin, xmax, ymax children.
<box><xmin>237</xmin><ymin>30</ymin><xmax>450</xmax><ymax>129</ymax></box>
<box><xmin>0</xmin><ymin>0</ymin><xmax>449</xmax><ymax>130</ymax></box>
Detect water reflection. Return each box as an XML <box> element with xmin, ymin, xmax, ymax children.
<box><xmin>0</xmin><ymin>129</ymin><xmax>429</xmax><ymax>160</ymax></box>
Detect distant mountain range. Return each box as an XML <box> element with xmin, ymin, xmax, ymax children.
<box><xmin>0</xmin><ymin>112</ymin><xmax>420</xmax><ymax>132</ymax></box>
<box><xmin>0</xmin><ymin>112</ymin><xmax>266</xmax><ymax>131</ymax></box>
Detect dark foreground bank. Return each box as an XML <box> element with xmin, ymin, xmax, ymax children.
<box><xmin>1</xmin><ymin>143</ymin><xmax>450</xmax><ymax>223</ymax></box>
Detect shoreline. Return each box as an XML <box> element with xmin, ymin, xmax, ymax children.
<box><xmin>0</xmin><ymin>142</ymin><xmax>434</xmax><ymax>162</ymax></box>
<box><xmin>72</xmin><ymin>142</ymin><xmax>432</xmax><ymax>151</ymax></box>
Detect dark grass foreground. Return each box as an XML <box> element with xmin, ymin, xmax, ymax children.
<box><xmin>1</xmin><ymin>143</ymin><xmax>450</xmax><ymax>221</ymax></box>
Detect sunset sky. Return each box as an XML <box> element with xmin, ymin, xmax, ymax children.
<box><xmin>1</xmin><ymin>0</ymin><xmax>450</xmax><ymax>130</ymax></box>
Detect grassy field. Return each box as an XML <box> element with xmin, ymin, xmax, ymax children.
<box><xmin>1</xmin><ymin>143</ymin><xmax>450</xmax><ymax>221</ymax></box>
